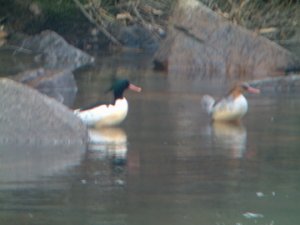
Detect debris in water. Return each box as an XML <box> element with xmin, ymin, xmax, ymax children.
<box><xmin>256</xmin><ymin>192</ymin><xmax>265</xmax><ymax>197</ymax></box>
<box><xmin>243</xmin><ymin>212</ymin><xmax>264</xmax><ymax>219</ymax></box>
<box><xmin>115</xmin><ymin>179</ymin><xmax>125</xmax><ymax>186</ymax></box>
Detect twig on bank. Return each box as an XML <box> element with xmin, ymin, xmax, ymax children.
<box><xmin>72</xmin><ymin>0</ymin><xmax>122</xmax><ymax>47</ymax></box>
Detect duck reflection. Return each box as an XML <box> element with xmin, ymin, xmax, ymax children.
<box><xmin>87</xmin><ymin>127</ymin><xmax>127</xmax><ymax>165</ymax></box>
<box><xmin>210</xmin><ymin>122</ymin><xmax>247</xmax><ymax>158</ymax></box>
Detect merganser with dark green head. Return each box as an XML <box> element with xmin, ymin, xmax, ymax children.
<box><xmin>75</xmin><ymin>79</ymin><xmax>142</xmax><ymax>127</ymax></box>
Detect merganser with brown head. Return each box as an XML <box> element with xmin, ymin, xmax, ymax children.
<box><xmin>75</xmin><ymin>79</ymin><xmax>142</xmax><ymax>127</ymax></box>
<box><xmin>202</xmin><ymin>83</ymin><xmax>260</xmax><ymax>121</ymax></box>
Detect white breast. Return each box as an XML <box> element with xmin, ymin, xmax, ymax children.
<box><xmin>75</xmin><ymin>98</ymin><xmax>129</xmax><ymax>127</ymax></box>
<box><xmin>212</xmin><ymin>95</ymin><xmax>248</xmax><ymax>121</ymax></box>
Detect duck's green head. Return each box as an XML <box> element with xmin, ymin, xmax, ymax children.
<box><xmin>109</xmin><ymin>79</ymin><xmax>142</xmax><ymax>100</ymax></box>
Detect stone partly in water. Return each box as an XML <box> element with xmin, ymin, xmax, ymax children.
<box><xmin>12</xmin><ymin>67</ymin><xmax>77</xmax><ymax>106</ymax></box>
<box><xmin>249</xmin><ymin>74</ymin><xmax>300</xmax><ymax>92</ymax></box>
<box><xmin>0</xmin><ymin>78</ymin><xmax>87</xmax><ymax>144</ymax></box>
<box><xmin>154</xmin><ymin>0</ymin><xmax>300</xmax><ymax>79</ymax></box>
<box><xmin>0</xmin><ymin>78</ymin><xmax>88</xmax><ymax>186</ymax></box>
<box><xmin>20</xmin><ymin>30</ymin><xmax>95</xmax><ymax>71</ymax></box>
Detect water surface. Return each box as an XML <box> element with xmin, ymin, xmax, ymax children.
<box><xmin>1</xmin><ymin>52</ymin><xmax>300</xmax><ymax>225</ymax></box>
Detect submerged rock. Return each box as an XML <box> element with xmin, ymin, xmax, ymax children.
<box><xmin>153</xmin><ymin>0</ymin><xmax>299</xmax><ymax>79</ymax></box>
<box><xmin>0</xmin><ymin>78</ymin><xmax>87</xmax><ymax>144</ymax></box>
<box><xmin>0</xmin><ymin>141</ymin><xmax>84</xmax><ymax>187</ymax></box>
<box><xmin>249</xmin><ymin>74</ymin><xmax>300</xmax><ymax>92</ymax></box>
<box><xmin>12</xmin><ymin>67</ymin><xmax>77</xmax><ymax>106</ymax></box>
<box><xmin>20</xmin><ymin>30</ymin><xmax>94</xmax><ymax>70</ymax></box>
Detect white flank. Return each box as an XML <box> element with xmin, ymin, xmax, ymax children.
<box><xmin>212</xmin><ymin>95</ymin><xmax>248</xmax><ymax>121</ymax></box>
<box><xmin>75</xmin><ymin>98</ymin><xmax>129</xmax><ymax>127</ymax></box>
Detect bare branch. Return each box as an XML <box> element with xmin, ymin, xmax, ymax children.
<box><xmin>72</xmin><ymin>0</ymin><xmax>122</xmax><ymax>47</ymax></box>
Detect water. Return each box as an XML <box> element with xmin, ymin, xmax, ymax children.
<box><xmin>1</xmin><ymin>52</ymin><xmax>300</xmax><ymax>225</ymax></box>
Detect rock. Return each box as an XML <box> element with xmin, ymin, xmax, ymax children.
<box><xmin>153</xmin><ymin>0</ymin><xmax>300</xmax><ymax>79</ymax></box>
<box><xmin>20</xmin><ymin>30</ymin><xmax>94</xmax><ymax>70</ymax></box>
<box><xmin>249</xmin><ymin>74</ymin><xmax>300</xmax><ymax>92</ymax></box>
<box><xmin>280</xmin><ymin>29</ymin><xmax>300</xmax><ymax>60</ymax></box>
<box><xmin>0</xmin><ymin>78</ymin><xmax>87</xmax><ymax>144</ymax></box>
<box><xmin>12</xmin><ymin>67</ymin><xmax>77</xmax><ymax>106</ymax></box>
<box><xmin>113</xmin><ymin>24</ymin><xmax>160</xmax><ymax>52</ymax></box>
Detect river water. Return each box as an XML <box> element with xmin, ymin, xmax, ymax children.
<box><xmin>1</xmin><ymin>52</ymin><xmax>300</xmax><ymax>225</ymax></box>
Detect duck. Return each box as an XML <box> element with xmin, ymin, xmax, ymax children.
<box><xmin>74</xmin><ymin>79</ymin><xmax>142</xmax><ymax>127</ymax></box>
<box><xmin>201</xmin><ymin>82</ymin><xmax>260</xmax><ymax>121</ymax></box>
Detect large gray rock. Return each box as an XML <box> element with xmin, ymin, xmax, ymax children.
<box><xmin>0</xmin><ymin>78</ymin><xmax>87</xmax><ymax>144</ymax></box>
<box><xmin>12</xmin><ymin>67</ymin><xmax>77</xmax><ymax>106</ymax></box>
<box><xmin>20</xmin><ymin>30</ymin><xmax>95</xmax><ymax>70</ymax></box>
<box><xmin>153</xmin><ymin>0</ymin><xmax>300</xmax><ymax>79</ymax></box>
<box><xmin>0</xmin><ymin>78</ymin><xmax>88</xmax><ymax>187</ymax></box>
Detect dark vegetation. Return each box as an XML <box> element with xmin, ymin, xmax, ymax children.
<box><xmin>0</xmin><ymin>0</ymin><xmax>173</xmax><ymax>50</ymax></box>
<box><xmin>0</xmin><ymin>0</ymin><xmax>299</xmax><ymax>51</ymax></box>
<box><xmin>202</xmin><ymin>0</ymin><xmax>300</xmax><ymax>42</ymax></box>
